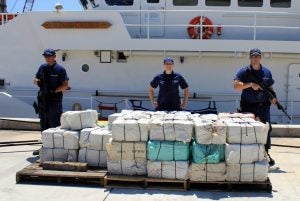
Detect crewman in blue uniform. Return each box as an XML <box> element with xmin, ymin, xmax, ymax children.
<box><xmin>33</xmin><ymin>48</ymin><xmax>69</xmax><ymax>131</ymax></box>
<box><xmin>149</xmin><ymin>57</ymin><xmax>189</xmax><ymax>111</ymax></box>
<box><xmin>234</xmin><ymin>48</ymin><xmax>276</xmax><ymax>166</ymax></box>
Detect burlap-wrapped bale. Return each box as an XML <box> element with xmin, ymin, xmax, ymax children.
<box><xmin>106</xmin><ymin>140</ymin><xmax>147</xmax><ymax>162</ymax></box>
<box><xmin>147</xmin><ymin>141</ymin><xmax>190</xmax><ymax>161</ymax></box>
<box><xmin>173</xmin><ymin>120</ymin><xmax>193</xmax><ymax>142</ymax></box>
<box><xmin>225</xmin><ymin>144</ymin><xmax>265</xmax><ymax>164</ymax></box>
<box><xmin>107</xmin><ymin>160</ymin><xmax>147</xmax><ymax>176</ymax></box>
<box><xmin>78</xmin><ymin>148</ymin><xmax>107</xmax><ymax>167</ymax></box>
<box><xmin>40</xmin><ymin>148</ymin><xmax>78</xmax><ymax>163</ymax></box>
<box><xmin>124</xmin><ymin>119</ymin><xmax>140</xmax><ymax>141</ymax></box>
<box><xmin>189</xmin><ymin>163</ymin><xmax>226</xmax><ymax>182</ymax></box>
<box><xmin>147</xmin><ymin>161</ymin><xmax>188</xmax><ymax>180</ymax></box>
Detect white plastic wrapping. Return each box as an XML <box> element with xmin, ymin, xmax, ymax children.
<box><xmin>60</xmin><ymin>110</ymin><xmax>98</xmax><ymax>130</ymax></box>
<box><xmin>42</xmin><ymin>128</ymin><xmax>79</xmax><ymax>149</ymax></box>
<box><xmin>107</xmin><ymin>160</ymin><xmax>147</xmax><ymax>176</ymax></box>
<box><xmin>39</xmin><ymin>148</ymin><xmax>78</xmax><ymax>163</ymax></box>
<box><xmin>225</xmin><ymin>144</ymin><xmax>265</xmax><ymax>164</ymax></box>
<box><xmin>78</xmin><ymin>148</ymin><xmax>107</xmax><ymax>167</ymax></box>
<box><xmin>147</xmin><ymin>161</ymin><xmax>188</xmax><ymax>180</ymax></box>
<box><xmin>188</xmin><ymin>163</ymin><xmax>226</xmax><ymax>182</ymax></box>
<box><xmin>173</xmin><ymin>120</ymin><xmax>193</xmax><ymax>142</ymax></box>
<box><xmin>79</xmin><ymin>127</ymin><xmax>111</xmax><ymax>150</ymax></box>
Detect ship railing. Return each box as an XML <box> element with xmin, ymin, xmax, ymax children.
<box><xmin>0</xmin><ymin>13</ymin><xmax>18</xmax><ymax>26</ymax></box>
<box><xmin>116</xmin><ymin>9</ymin><xmax>300</xmax><ymax>40</ymax></box>
<box><xmin>12</xmin><ymin>94</ymin><xmax>298</xmax><ymax>124</ymax></box>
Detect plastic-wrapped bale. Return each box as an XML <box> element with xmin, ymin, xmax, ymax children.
<box><xmin>194</xmin><ymin>121</ymin><xmax>226</xmax><ymax>144</ymax></box>
<box><xmin>174</xmin><ymin>111</ymin><xmax>191</xmax><ymax>120</ymax></box>
<box><xmin>218</xmin><ymin>112</ymin><xmax>255</xmax><ymax>119</ymax></box>
<box><xmin>124</xmin><ymin>119</ymin><xmax>141</xmax><ymax>141</ymax></box>
<box><xmin>131</xmin><ymin>110</ymin><xmax>152</xmax><ymax>119</ymax></box>
<box><xmin>80</xmin><ymin>127</ymin><xmax>110</xmax><ymax>150</ymax></box>
<box><xmin>173</xmin><ymin>120</ymin><xmax>193</xmax><ymax>142</ymax></box>
<box><xmin>107</xmin><ymin>160</ymin><xmax>147</xmax><ymax>176</ymax></box>
<box><xmin>111</xmin><ymin>117</ymin><xmax>125</xmax><ymax>141</ymax></box>
<box><xmin>42</xmin><ymin>128</ymin><xmax>79</xmax><ymax>149</ymax></box>
<box><xmin>78</xmin><ymin>148</ymin><xmax>107</xmax><ymax>167</ymax></box>
<box><xmin>60</xmin><ymin>110</ymin><xmax>98</xmax><ymax>130</ymax></box>
<box><xmin>108</xmin><ymin>113</ymin><xmax>123</xmax><ymax>130</ymax></box>
<box><xmin>224</xmin><ymin>120</ymin><xmax>242</xmax><ymax>144</ymax></box>
<box><xmin>191</xmin><ymin>141</ymin><xmax>225</xmax><ymax>164</ymax></box>
<box><xmin>189</xmin><ymin>163</ymin><xmax>226</xmax><ymax>182</ymax></box>
<box><xmin>149</xmin><ymin>118</ymin><xmax>164</xmax><ymax>141</ymax></box>
<box><xmin>241</xmin><ymin>159</ymin><xmax>269</xmax><ymax>182</ymax></box>
<box><xmin>225</xmin><ymin>144</ymin><xmax>265</xmax><ymax>164</ymax></box>
<box><xmin>39</xmin><ymin>148</ymin><xmax>78</xmax><ymax>163</ymax></box>
<box><xmin>138</xmin><ymin>118</ymin><xmax>151</xmax><ymax>141</ymax></box>
<box><xmin>200</xmin><ymin>114</ymin><xmax>218</xmax><ymax>122</ymax></box>
<box><xmin>147</xmin><ymin>141</ymin><xmax>190</xmax><ymax>161</ymax></box>
<box><xmin>147</xmin><ymin>161</ymin><xmax>188</xmax><ymax>180</ymax></box>
<box><xmin>42</xmin><ymin>127</ymin><xmax>65</xmax><ymax>148</ymax></box>
<box><xmin>163</xmin><ymin>120</ymin><xmax>175</xmax><ymax>141</ymax></box>
<box><xmin>106</xmin><ymin>140</ymin><xmax>147</xmax><ymax>162</ymax></box>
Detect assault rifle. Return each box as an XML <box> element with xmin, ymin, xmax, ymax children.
<box><xmin>246</xmin><ymin>68</ymin><xmax>291</xmax><ymax>120</ymax></box>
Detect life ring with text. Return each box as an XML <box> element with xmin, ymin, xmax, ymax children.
<box><xmin>187</xmin><ymin>16</ymin><xmax>214</xmax><ymax>39</ymax></box>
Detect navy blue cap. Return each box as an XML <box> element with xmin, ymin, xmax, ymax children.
<box><xmin>42</xmin><ymin>48</ymin><xmax>56</xmax><ymax>57</ymax></box>
<box><xmin>163</xmin><ymin>57</ymin><xmax>174</xmax><ymax>64</ymax></box>
<box><xmin>250</xmin><ymin>48</ymin><xmax>262</xmax><ymax>56</ymax></box>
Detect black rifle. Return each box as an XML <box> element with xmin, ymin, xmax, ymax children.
<box><xmin>246</xmin><ymin>68</ymin><xmax>291</xmax><ymax>120</ymax></box>
<box><xmin>35</xmin><ymin>67</ymin><xmax>50</xmax><ymax>130</ymax></box>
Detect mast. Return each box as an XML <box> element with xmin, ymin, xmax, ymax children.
<box><xmin>0</xmin><ymin>0</ymin><xmax>7</xmax><ymax>13</ymax></box>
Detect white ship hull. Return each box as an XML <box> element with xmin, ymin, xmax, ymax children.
<box><xmin>1</xmin><ymin>2</ymin><xmax>300</xmax><ymax>123</ymax></box>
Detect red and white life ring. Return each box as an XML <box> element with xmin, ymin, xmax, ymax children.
<box><xmin>187</xmin><ymin>16</ymin><xmax>214</xmax><ymax>39</ymax></box>
<box><xmin>0</xmin><ymin>14</ymin><xmax>16</xmax><ymax>22</ymax></box>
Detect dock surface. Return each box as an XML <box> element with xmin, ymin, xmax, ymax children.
<box><xmin>0</xmin><ymin>130</ymin><xmax>299</xmax><ymax>201</ymax></box>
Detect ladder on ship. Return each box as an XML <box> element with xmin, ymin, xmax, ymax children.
<box><xmin>23</xmin><ymin>0</ymin><xmax>34</xmax><ymax>12</ymax></box>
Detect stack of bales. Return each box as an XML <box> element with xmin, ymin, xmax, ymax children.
<box><xmin>78</xmin><ymin>127</ymin><xmax>111</xmax><ymax>167</ymax></box>
<box><xmin>40</xmin><ymin>110</ymin><xmax>112</xmax><ymax>168</ymax></box>
<box><xmin>147</xmin><ymin>111</ymin><xmax>192</xmax><ymax>180</ymax></box>
<box><xmin>222</xmin><ymin>115</ymin><xmax>269</xmax><ymax>182</ymax></box>
<box><xmin>189</xmin><ymin>114</ymin><xmax>227</xmax><ymax>182</ymax></box>
<box><xmin>106</xmin><ymin>110</ymin><xmax>151</xmax><ymax>175</ymax></box>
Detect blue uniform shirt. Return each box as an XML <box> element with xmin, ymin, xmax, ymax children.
<box><xmin>36</xmin><ymin>63</ymin><xmax>69</xmax><ymax>101</ymax></box>
<box><xmin>150</xmin><ymin>71</ymin><xmax>188</xmax><ymax>107</ymax></box>
<box><xmin>234</xmin><ymin>65</ymin><xmax>274</xmax><ymax>103</ymax></box>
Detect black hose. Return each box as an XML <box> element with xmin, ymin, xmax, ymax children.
<box><xmin>0</xmin><ymin>140</ymin><xmax>39</xmax><ymax>145</ymax></box>
<box><xmin>271</xmin><ymin>144</ymin><xmax>300</xmax><ymax>149</ymax></box>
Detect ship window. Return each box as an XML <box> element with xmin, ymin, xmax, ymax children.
<box><xmin>105</xmin><ymin>0</ymin><xmax>134</xmax><ymax>6</ymax></box>
<box><xmin>271</xmin><ymin>0</ymin><xmax>291</xmax><ymax>8</ymax></box>
<box><xmin>205</xmin><ymin>0</ymin><xmax>230</xmax><ymax>6</ymax></box>
<box><xmin>173</xmin><ymin>0</ymin><xmax>198</xmax><ymax>6</ymax></box>
<box><xmin>147</xmin><ymin>0</ymin><xmax>160</xmax><ymax>3</ymax></box>
<box><xmin>238</xmin><ymin>0</ymin><xmax>263</xmax><ymax>7</ymax></box>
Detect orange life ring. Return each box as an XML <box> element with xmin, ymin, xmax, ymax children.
<box><xmin>187</xmin><ymin>16</ymin><xmax>214</xmax><ymax>39</ymax></box>
<box><xmin>0</xmin><ymin>14</ymin><xmax>16</xmax><ymax>22</ymax></box>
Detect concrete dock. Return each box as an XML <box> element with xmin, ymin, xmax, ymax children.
<box><xmin>0</xmin><ymin>130</ymin><xmax>300</xmax><ymax>201</ymax></box>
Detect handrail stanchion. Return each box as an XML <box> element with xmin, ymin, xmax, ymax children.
<box><xmin>147</xmin><ymin>10</ymin><xmax>150</xmax><ymax>39</ymax></box>
<box><xmin>254</xmin><ymin>13</ymin><xmax>257</xmax><ymax>40</ymax></box>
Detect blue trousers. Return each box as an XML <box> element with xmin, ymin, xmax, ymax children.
<box><xmin>39</xmin><ymin>101</ymin><xmax>62</xmax><ymax>131</ymax></box>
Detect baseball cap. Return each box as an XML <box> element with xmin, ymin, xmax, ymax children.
<box><xmin>42</xmin><ymin>48</ymin><xmax>56</xmax><ymax>57</ymax></box>
<box><xmin>163</xmin><ymin>57</ymin><xmax>174</xmax><ymax>64</ymax></box>
<box><xmin>249</xmin><ymin>48</ymin><xmax>262</xmax><ymax>56</ymax></box>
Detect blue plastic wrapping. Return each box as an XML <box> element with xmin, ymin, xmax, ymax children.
<box><xmin>147</xmin><ymin>140</ymin><xmax>189</xmax><ymax>161</ymax></box>
<box><xmin>192</xmin><ymin>140</ymin><xmax>225</xmax><ymax>164</ymax></box>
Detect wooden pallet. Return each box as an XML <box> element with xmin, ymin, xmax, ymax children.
<box><xmin>16</xmin><ymin>162</ymin><xmax>107</xmax><ymax>186</ymax></box>
<box><xmin>104</xmin><ymin>174</ymin><xmax>188</xmax><ymax>191</ymax></box>
<box><xmin>188</xmin><ymin>178</ymin><xmax>272</xmax><ymax>192</ymax></box>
